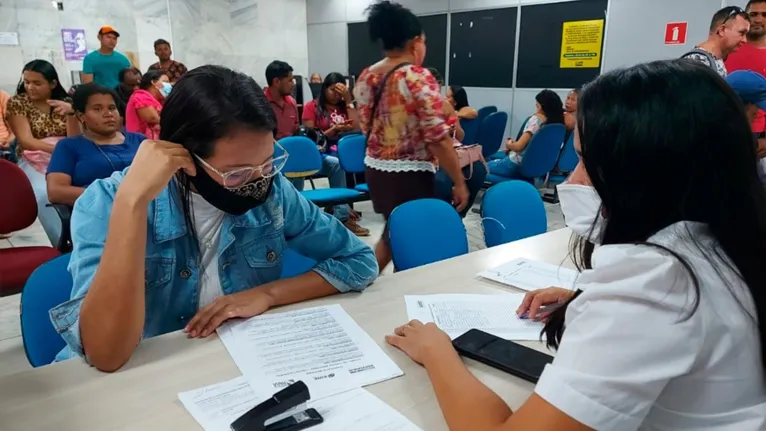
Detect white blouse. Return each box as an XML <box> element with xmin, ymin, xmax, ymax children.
<box><xmin>535</xmin><ymin>221</ymin><xmax>766</xmax><ymax>430</ymax></box>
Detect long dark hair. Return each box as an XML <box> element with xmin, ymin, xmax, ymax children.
<box><xmin>367</xmin><ymin>0</ymin><xmax>422</xmax><ymax>50</ymax></box>
<box><xmin>544</xmin><ymin>60</ymin><xmax>766</xmax><ymax>378</ymax></box>
<box><xmin>160</xmin><ymin>65</ymin><xmax>276</xmax><ymax>257</ymax></box>
<box><xmin>139</xmin><ymin>70</ymin><xmax>167</xmax><ymax>91</ymax></box>
<box><xmin>449</xmin><ymin>85</ymin><xmax>469</xmax><ymax>111</ymax></box>
<box><xmin>316</xmin><ymin>72</ymin><xmax>347</xmax><ymax>121</ymax></box>
<box><xmin>535</xmin><ymin>89</ymin><xmax>564</xmax><ymax>125</ymax></box>
<box><xmin>16</xmin><ymin>60</ymin><xmax>68</xmax><ymax>101</ymax></box>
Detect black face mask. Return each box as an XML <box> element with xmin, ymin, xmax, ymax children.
<box><xmin>186</xmin><ymin>158</ymin><xmax>274</xmax><ymax>216</ymax></box>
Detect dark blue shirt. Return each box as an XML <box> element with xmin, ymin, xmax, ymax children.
<box><xmin>47</xmin><ymin>133</ymin><xmax>145</xmax><ymax>187</ymax></box>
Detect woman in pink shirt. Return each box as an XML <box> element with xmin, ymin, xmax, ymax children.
<box><xmin>125</xmin><ymin>70</ymin><xmax>170</xmax><ymax>139</ymax></box>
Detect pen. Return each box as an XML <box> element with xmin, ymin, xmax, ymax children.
<box><xmin>518</xmin><ymin>303</ymin><xmax>563</xmax><ymax>320</ymax></box>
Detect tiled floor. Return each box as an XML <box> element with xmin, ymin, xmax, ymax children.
<box><xmin>0</xmin><ymin>183</ymin><xmax>565</xmax><ymax>377</ymax></box>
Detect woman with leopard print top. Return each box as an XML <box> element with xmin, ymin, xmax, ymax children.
<box><xmin>6</xmin><ymin>60</ymin><xmax>80</xmax><ymax>245</ymax></box>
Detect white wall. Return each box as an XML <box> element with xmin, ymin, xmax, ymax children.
<box><xmin>0</xmin><ymin>0</ymin><xmax>309</xmax><ymax>93</ymax></box>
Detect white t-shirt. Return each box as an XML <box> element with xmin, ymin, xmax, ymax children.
<box><xmin>509</xmin><ymin>114</ymin><xmax>542</xmax><ymax>164</ymax></box>
<box><xmin>535</xmin><ymin>221</ymin><xmax>766</xmax><ymax>430</ymax></box>
<box><xmin>191</xmin><ymin>193</ymin><xmax>225</xmax><ymax>310</ymax></box>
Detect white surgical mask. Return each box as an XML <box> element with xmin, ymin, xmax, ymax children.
<box><xmin>557</xmin><ymin>183</ymin><xmax>604</xmax><ymax>244</ymax></box>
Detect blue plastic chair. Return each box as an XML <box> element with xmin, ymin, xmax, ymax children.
<box><xmin>519</xmin><ymin>124</ymin><xmax>567</xmax><ymax>180</ymax></box>
<box><xmin>489</xmin><ymin>115</ymin><xmax>531</xmax><ymax>161</ymax></box>
<box><xmin>476</xmin><ymin>112</ymin><xmax>508</xmax><ymax>159</ymax></box>
<box><xmin>546</xmin><ymin>132</ymin><xmax>578</xmax><ymax>187</ymax></box>
<box><xmin>388</xmin><ymin>199</ymin><xmax>469</xmax><ymax>271</ymax></box>
<box><xmin>280</xmin><ymin>249</ymin><xmax>317</xmax><ymax>279</ymax></box>
<box><xmin>481</xmin><ymin>181</ymin><xmax>547</xmax><ymax>248</ymax></box>
<box><xmin>276</xmin><ymin>137</ymin><xmax>362</xmax><ymax>206</ymax></box>
<box><xmin>20</xmin><ymin>253</ymin><xmax>72</xmax><ymax>367</ymax></box>
<box><xmin>459</xmin><ymin>118</ymin><xmax>480</xmax><ymax>146</ymax></box>
<box><xmin>337</xmin><ymin>134</ymin><xmax>370</xmax><ymax>194</ymax></box>
<box><xmin>477</xmin><ymin>106</ymin><xmax>498</xmax><ymax>124</ymax></box>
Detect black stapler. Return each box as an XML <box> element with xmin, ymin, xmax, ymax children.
<box><xmin>230</xmin><ymin>381</ymin><xmax>324</xmax><ymax>431</ymax></box>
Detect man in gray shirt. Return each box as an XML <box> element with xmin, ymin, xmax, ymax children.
<box><xmin>681</xmin><ymin>6</ymin><xmax>750</xmax><ymax>77</ymax></box>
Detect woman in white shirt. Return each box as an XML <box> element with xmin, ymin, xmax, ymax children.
<box><xmin>385</xmin><ymin>59</ymin><xmax>766</xmax><ymax>430</ymax></box>
<box><xmin>487</xmin><ymin>89</ymin><xmax>565</xmax><ymax>179</ymax></box>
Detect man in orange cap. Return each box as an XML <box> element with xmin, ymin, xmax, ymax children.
<box><xmin>81</xmin><ymin>25</ymin><xmax>131</xmax><ymax>90</ymax></box>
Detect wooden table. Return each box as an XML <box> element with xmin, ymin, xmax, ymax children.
<box><xmin>0</xmin><ymin>228</ymin><xmax>574</xmax><ymax>431</ymax></box>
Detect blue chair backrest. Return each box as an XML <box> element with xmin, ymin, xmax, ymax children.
<box><xmin>519</xmin><ymin>124</ymin><xmax>567</xmax><ymax>179</ymax></box>
<box><xmin>388</xmin><ymin>199</ymin><xmax>469</xmax><ymax>271</ymax></box>
<box><xmin>481</xmin><ymin>181</ymin><xmax>547</xmax><ymax>248</ymax></box>
<box><xmin>20</xmin><ymin>253</ymin><xmax>72</xmax><ymax>367</ymax></box>
<box><xmin>277</xmin><ymin>137</ymin><xmax>322</xmax><ymax>178</ymax></box>
<box><xmin>515</xmin><ymin>115</ymin><xmax>532</xmax><ymax>140</ymax></box>
<box><xmin>337</xmin><ymin>134</ymin><xmax>366</xmax><ymax>174</ymax></box>
<box><xmin>556</xmin><ymin>132</ymin><xmax>578</xmax><ymax>172</ymax></box>
<box><xmin>477</xmin><ymin>112</ymin><xmax>508</xmax><ymax>158</ymax></box>
<box><xmin>477</xmin><ymin>106</ymin><xmax>498</xmax><ymax>124</ymax></box>
<box><xmin>459</xmin><ymin>118</ymin><xmax>480</xmax><ymax>146</ymax></box>
<box><xmin>280</xmin><ymin>249</ymin><xmax>317</xmax><ymax>278</ymax></box>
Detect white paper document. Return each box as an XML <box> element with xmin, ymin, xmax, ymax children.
<box><xmin>179</xmin><ymin>377</ymin><xmax>422</xmax><ymax>431</ymax></box>
<box><xmin>478</xmin><ymin>258</ymin><xmax>578</xmax><ymax>291</ymax></box>
<box><xmin>405</xmin><ymin>293</ymin><xmax>545</xmax><ymax>340</ymax></box>
<box><xmin>218</xmin><ymin>304</ymin><xmax>403</xmax><ymax>400</ymax></box>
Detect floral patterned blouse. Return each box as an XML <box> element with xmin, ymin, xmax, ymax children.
<box><xmin>353</xmin><ymin>65</ymin><xmax>449</xmax><ymax>173</ymax></box>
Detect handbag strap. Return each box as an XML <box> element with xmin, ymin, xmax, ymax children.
<box><xmin>367</xmin><ymin>62</ymin><xmax>411</xmax><ymax>136</ymax></box>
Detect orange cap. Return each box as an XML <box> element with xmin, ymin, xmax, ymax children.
<box><xmin>98</xmin><ymin>25</ymin><xmax>120</xmax><ymax>37</ymax></box>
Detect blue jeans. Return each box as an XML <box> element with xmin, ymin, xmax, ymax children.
<box><xmin>488</xmin><ymin>157</ymin><xmax>522</xmax><ymax>178</ymax></box>
<box><xmin>289</xmin><ymin>155</ymin><xmax>350</xmax><ymax>222</ymax></box>
<box><xmin>19</xmin><ymin>159</ymin><xmax>61</xmax><ymax>246</ymax></box>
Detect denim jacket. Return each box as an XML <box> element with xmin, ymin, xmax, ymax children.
<box><xmin>50</xmin><ymin>171</ymin><xmax>378</xmax><ymax>361</ymax></box>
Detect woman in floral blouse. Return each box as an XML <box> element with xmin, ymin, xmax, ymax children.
<box><xmin>353</xmin><ymin>1</ymin><xmax>468</xmax><ymax>272</ymax></box>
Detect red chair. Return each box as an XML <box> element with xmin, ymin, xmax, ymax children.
<box><xmin>0</xmin><ymin>159</ymin><xmax>60</xmax><ymax>296</ymax></box>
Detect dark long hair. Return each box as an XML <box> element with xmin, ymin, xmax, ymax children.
<box><xmin>160</xmin><ymin>65</ymin><xmax>276</xmax><ymax>257</ymax></box>
<box><xmin>16</xmin><ymin>60</ymin><xmax>68</xmax><ymax>101</ymax></box>
<box><xmin>535</xmin><ymin>89</ymin><xmax>564</xmax><ymax>125</ymax></box>
<box><xmin>366</xmin><ymin>0</ymin><xmax>422</xmax><ymax>50</ymax></box>
<box><xmin>139</xmin><ymin>70</ymin><xmax>167</xmax><ymax>91</ymax></box>
<box><xmin>316</xmin><ymin>72</ymin><xmax>347</xmax><ymax>121</ymax></box>
<box><xmin>449</xmin><ymin>85</ymin><xmax>470</xmax><ymax>111</ymax></box>
<box><xmin>544</xmin><ymin>60</ymin><xmax>766</xmax><ymax>378</ymax></box>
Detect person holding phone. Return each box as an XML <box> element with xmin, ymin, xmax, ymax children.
<box><xmin>298</xmin><ymin>72</ymin><xmax>369</xmax><ymax>236</ymax></box>
<box><xmin>384</xmin><ymin>60</ymin><xmax>766</xmax><ymax>429</ymax></box>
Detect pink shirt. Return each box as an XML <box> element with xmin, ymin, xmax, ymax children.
<box><xmin>125</xmin><ymin>89</ymin><xmax>162</xmax><ymax>139</ymax></box>
<box><xmin>302</xmin><ymin>99</ymin><xmax>349</xmax><ymax>132</ymax></box>
<box><xmin>725</xmin><ymin>43</ymin><xmax>766</xmax><ymax>133</ymax></box>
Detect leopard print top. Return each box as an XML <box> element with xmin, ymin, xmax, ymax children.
<box><xmin>5</xmin><ymin>93</ymin><xmax>70</xmax><ymax>155</ymax></box>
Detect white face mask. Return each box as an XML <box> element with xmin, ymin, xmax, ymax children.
<box><xmin>557</xmin><ymin>183</ymin><xmax>604</xmax><ymax>244</ymax></box>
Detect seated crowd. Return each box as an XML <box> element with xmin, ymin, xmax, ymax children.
<box><xmin>5</xmin><ymin>1</ymin><xmax>766</xmax><ymax>429</ymax></box>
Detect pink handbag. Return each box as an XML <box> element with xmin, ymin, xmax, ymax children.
<box><xmin>455</xmin><ymin>144</ymin><xmax>488</xmax><ymax>179</ymax></box>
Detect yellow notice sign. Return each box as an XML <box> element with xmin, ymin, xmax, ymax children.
<box><xmin>560</xmin><ymin>19</ymin><xmax>604</xmax><ymax>69</ymax></box>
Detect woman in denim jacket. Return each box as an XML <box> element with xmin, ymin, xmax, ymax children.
<box><xmin>50</xmin><ymin>65</ymin><xmax>378</xmax><ymax>372</ymax></box>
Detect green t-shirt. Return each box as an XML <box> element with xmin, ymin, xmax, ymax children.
<box><xmin>82</xmin><ymin>50</ymin><xmax>131</xmax><ymax>89</ymax></box>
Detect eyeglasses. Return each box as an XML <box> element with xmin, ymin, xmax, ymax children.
<box><xmin>194</xmin><ymin>141</ymin><xmax>289</xmax><ymax>189</ymax></box>
<box><xmin>723</xmin><ymin>6</ymin><xmax>746</xmax><ymax>24</ymax></box>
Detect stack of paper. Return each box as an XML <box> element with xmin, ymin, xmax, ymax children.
<box><xmin>405</xmin><ymin>293</ymin><xmax>545</xmax><ymax>340</ymax></box>
<box><xmin>217</xmin><ymin>304</ymin><xmax>403</xmax><ymax>400</ymax></box>
<box><xmin>179</xmin><ymin>377</ymin><xmax>422</xmax><ymax>431</ymax></box>
<box><xmin>477</xmin><ymin>258</ymin><xmax>578</xmax><ymax>291</ymax></box>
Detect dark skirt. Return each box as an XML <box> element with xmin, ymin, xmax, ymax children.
<box><xmin>365</xmin><ymin>167</ymin><xmax>435</xmax><ymax>243</ymax></box>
